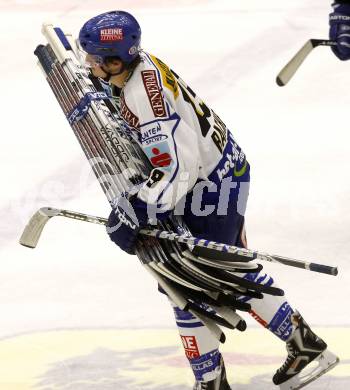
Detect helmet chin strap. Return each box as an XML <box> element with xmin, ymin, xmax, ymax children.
<box><xmin>101</xmin><ymin>62</ymin><xmax>126</xmax><ymax>81</ymax></box>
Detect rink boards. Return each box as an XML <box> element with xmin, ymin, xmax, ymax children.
<box><xmin>0</xmin><ymin>327</ymin><xmax>348</xmax><ymax>390</ymax></box>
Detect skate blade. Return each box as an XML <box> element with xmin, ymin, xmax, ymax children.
<box><xmin>279</xmin><ymin>349</ymin><xmax>339</xmax><ymax>390</ymax></box>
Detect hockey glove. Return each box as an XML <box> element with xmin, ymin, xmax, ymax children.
<box><xmin>107</xmin><ymin>194</ymin><xmax>170</xmax><ymax>254</ymax></box>
<box><xmin>330</xmin><ymin>2</ymin><xmax>350</xmax><ymax>60</ymax></box>
<box><xmin>106</xmin><ymin>194</ymin><xmax>149</xmax><ymax>254</ymax></box>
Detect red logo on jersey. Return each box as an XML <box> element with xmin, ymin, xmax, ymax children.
<box><xmin>150</xmin><ymin>147</ymin><xmax>172</xmax><ymax>167</ymax></box>
<box><xmin>141</xmin><ymin>70</ymin><xmax>166</xmax><ymax>118</ymax></box>
<box><xmin>181</xmin><ymin>335</ymin><xmax>200</xmax><ymax>359</ymax></box>
<box><xmin>120</xmin><ymin>94</ymin><xmax>140</xmax><ymax>130</ymax></box>
<box><xmin>100</xmin><ymin>28</ymin><xmax>123</xmax><ymax>42</ymax></box>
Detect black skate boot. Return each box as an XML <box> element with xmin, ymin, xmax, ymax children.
<box><xmin>273</xmin><ymin>310</ymin><xmax>339</xmax><ymax>389</ymax></box>
<box><xmin>193</xmin><ymin>356</ymin><xmax>231</xmax><ymax>390</ymax></box>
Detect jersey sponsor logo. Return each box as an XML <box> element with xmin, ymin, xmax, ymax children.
<box><xmin>100</xmin><ymin>28</ymin><xmax>123</xmax><ymax>41</ymax></box>
<box><xmin>181</xmin><ymin>335</ymin><xmax>200</xmax><ymax>359</ymax></box>
<box><xmin>216</xmin><ymin>142</ymin><xmax>246</xmax><ymax>182</ymax></box>
<box><xmin>120</xmin><ymin>94</ymin><xmax>140</xmax><ymax>130</ymax></box>
<box><xmin>141</xmin><ymin>70</ymin><xmax>166</xmax><ymax>118</ymax></box>
<box><xmin>141</xmin><ymin>122</ymin><xmax>168</xmax><ymax>145</ymax></box>
<box><xmin>150</xmin><ymin>55</ymin><xmax>179</xmax><ymax>99</ymax></box>
<box><xmin>234</xmin><ymin>160</ymin><xmax>248</xmax><ymax>177</ymax></box>
<box><xmin>147</xmin><ymin>143</ymin><xmax>173</xmax><ymax>169</ymax></box>
<box><xmin>143</xmin><ymin>134</ymin><xmax>168</xmax><ymax>145</ymax></box>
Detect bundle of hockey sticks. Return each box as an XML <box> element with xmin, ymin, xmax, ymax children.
<box><xmin>25</xmin><ymin>24</ymin><xmax>338</xmax><ymax>343</ymax></box>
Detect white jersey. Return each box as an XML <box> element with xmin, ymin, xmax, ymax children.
<box><xmin>115</xmin><ymin>51</ymin><xmax>247</xmax><ymax>210</ymax></box>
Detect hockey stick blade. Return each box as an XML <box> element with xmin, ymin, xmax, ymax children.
<box><xmin>276</xmin><ymin>39</ymin><xmax>336</xmax><ymax>87</ymax></box>
<box><xmin>19</xmin><ymin>207</ymin><xmax>61</xmax><ymax>248</ymax></box>
<box><xmin>19</xmin><ymin>207</ymin><xmax>108</xmax><ymax>248</ymax></box>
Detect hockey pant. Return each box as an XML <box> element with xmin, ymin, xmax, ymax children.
<box><xmin>167</xmin><ymin>180</ymin><xmax>294</xmax><ymax>382</ymax></box>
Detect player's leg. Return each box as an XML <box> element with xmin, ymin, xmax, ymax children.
<box><xmin>169</xmin><ymin>175</ymin><xmax>251</xmax><ymax>388</ymax></box>
<box><xmin>169</xmin><ymin>300</ymin><xmax>231</xmax><ymax>390</ymax></box>
<box><xmin>234</xmin><ymin>221</ymin><xmax>339</xmax><ymax>388</ymax></box>
<box><xmin>185</xmin><ymin>178</ymin><xmax>338</xmax><ymax>389</ymax></box>
<box><xmin>175</xmin><ymin>186</ymin><xmax>248</xmax><ymax>388</ymax></box>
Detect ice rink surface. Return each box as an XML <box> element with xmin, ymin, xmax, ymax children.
<box><xmin>0</xmin><ymin>0</ymin><xmax>349</xmax><ymax>389</ymax></box>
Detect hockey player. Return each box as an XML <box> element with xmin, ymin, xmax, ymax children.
<box><xmin>77</xmin><ymin>6</ymin><xmax>343</xmax><ymax>389</ymax></box>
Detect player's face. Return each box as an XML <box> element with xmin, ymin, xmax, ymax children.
<box><xmin>88</xmin><ymin>55</ymin><xmax>123</xmax><ymax>79</ymax></box>
<box><xmin>101</xmin><ymin>57</ymin><xmax>123</xmax><ymax>73</ymax></box>
<box><xmin>77</xmin><ymin>40</ymin><xmax>123</xmax><ymax>76</ymax></box>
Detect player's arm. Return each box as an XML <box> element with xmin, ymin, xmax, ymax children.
<box><xmin>106</xmin><ymin>76</ymin><xmax>200</xmax><ymax>254</ymax></box>
<box><xmin>329</xmin><ymin>0</ymin><xmax>350</xmax><ymax>60</ymax></box>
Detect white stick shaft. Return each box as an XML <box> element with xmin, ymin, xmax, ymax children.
<box><xmin>41</xmin><ymin>23</ymin><xmax>70</xmax><ymax>64</ymax></box>
<box><xmin>19</xmin><ymin>207</ymin><xmax>338</xmax><ymax>276</ymax></box>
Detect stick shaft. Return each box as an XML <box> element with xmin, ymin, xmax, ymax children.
<box><xmin>19</xmin><ymin>207</ymin><xmax>338</xmax><ymax>276</ymax></box>
<box><xmin>143</xmin><ymin>229</ymin><xmax>338</xmax><ymax>276</ymax></box>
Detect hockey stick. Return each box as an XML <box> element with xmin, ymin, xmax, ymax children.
<box><xmin>19</xmin><ymin>207</ymin><xmax>338</xmax><ymax>276</ymax></box>
<box><xmin>276</xmin><ymin>39</ymin><xmax>336</xmax><ymax>87</ymax></box>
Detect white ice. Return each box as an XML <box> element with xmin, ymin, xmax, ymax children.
<box><xmin>0</xmin><ymin>0</ymin><xmax>349</xmax><ymax>340</ymax></box>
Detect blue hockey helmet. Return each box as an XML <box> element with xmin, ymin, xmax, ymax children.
<box><xmin>78</xmin><ymin>11</ymin><xmax>141</xmax><ymax>65</ymax></box>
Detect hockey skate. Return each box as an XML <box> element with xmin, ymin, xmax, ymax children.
<box><xmin>273</xmin><ymin>310</ymin><xmax>339</xmax><ymax>389</ymax></box>
<box><xmin>193</xmin><ymin>357</ymin><xmax>231</xmax><ymax>390</ymax></box>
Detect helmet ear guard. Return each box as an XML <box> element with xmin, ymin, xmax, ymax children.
<box><xmin>78</xmin><ymin>10</ymin><xmax>142</xmax><ymax>66</ymax></box>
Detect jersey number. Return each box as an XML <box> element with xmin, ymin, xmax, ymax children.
<box><xmin>172</xmin><ymin>70</ymin><xmax>226</xmax><ymax>153</ymax></box>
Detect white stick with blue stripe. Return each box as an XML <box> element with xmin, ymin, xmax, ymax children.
<box><xmin>19</xmin><ymin>207</ymin><xmax>338</xmax><ymax>276</ymax></box>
